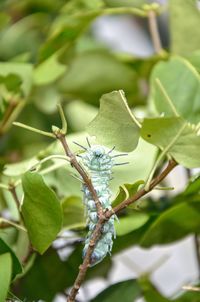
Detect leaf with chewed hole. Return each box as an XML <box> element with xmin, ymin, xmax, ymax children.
<box><xmin>87</xmin><ymin>90</ymin><xmax>140</xmax><ymax>152</ymax></box>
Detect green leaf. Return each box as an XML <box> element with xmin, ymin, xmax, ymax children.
<box><xmin>44</xmin><ymin>166</ymin><xmax>83</xmax><ymax>199</ymax></box>
<box><xmin>174</xmin><ymin>287</ymin><xmax>200</xmax><ymax>302</ymax></box>
<box><xmin>112</xmin><ymin>220</ymin><xmax>152</xmax><ymax>254</ymax></box>
<box><xmin>62</xmin><ymin>196</ymin><xmax>85</xmax><ymax>229</ymax></box>
<box><xmin>141</xmin><ymin>117</ymin><xmax>200</xmax><ymax>168</ymax></box>
<box><xmin>33</xmin><ymin>85</ymin><xmax>60</xmax><ymax>114</ymax></box>
<box><xmin>112</xmin><ymin>180</ymin><xmax>144</xmax><ymax>207</ymax></box>
<box><xmin>0</xmin><ymin>62</ymin><xmax>33</xmax><ymax>96</ymax></box>
<box><xmin>115</xmin><ymin>212</ymin><xmax>149</xmax><ymax>236</ymax></box>
<box><xmin>139</xmin><ymin>276</ymin><xmax>170</xmax><ymax>302</ymax></box>
<box><xmin>59</xmin><ymin>50</ymin><xmax>137</xmax><ymax>103</ymax></box>
<box><xmin>15</xmin><ymin>248</ymin><xmax>73</xmax><ymax>302</ymax></box>
<box><xmin>61</xmin><ymin>0</ymin><xmax>104</xmax><ymax>13</ymax></box>
<box><xmin>0</xmin><ymin>74</ymin><xmax>22</xmax><ymax>93</ymax></box>
<box><xmin>4</xmin><ymin>157</ymin><xmax>38</xmax><ymax>177</ymax></box>
<box><xmin>112</xmin><ymin>185</ymin><xmax>127</xmax><ymax>207</ymax></box>
<box><xmin>40</xmin><ymin>14</ymin><xmax>98</xmax><ymax>61</ymax></box>
<box><xmin>183</xmin><ymin>174</ymin><xmax>200</xmax><ymax>196</ymax></box>
<box><xmin>65</xmin><ymin>100</ymin><xmax>97</xmax><ymax>132</ymax></box>
<box><xmin>91</xmin><ymin>279</ymin><xmax>141</xmax><ymax>302</ymax></box>
<box><xmin>140</xmin><ymin>200</ymin><xmax>200</xmax><ymax>247</ymax></box>
<box><xmin>103</xmin><ymin>0</ymin><xmax>147</xmax><ymax>8</ymax></box>
<box><xmin>150</xmin><ymin>57</ymin><xmax>200</xmax><ymax>124</ymax></box>
<box><xmin>0</xmin><ymin>253</ymin><xmax>12</xmax><ymax>302</ymax></box>
<box><xmin>0</xmin><ymin>238</ymin><xmax>22</xmax><ymax>279</ymax></box>
<box><xmin>0</xmin><ymin>14</ymin><xmax>49</xmax><ymax>61</ymax></box>
<box><xmin>185</xmin><ymin>50</ymin><xmax>200</xmax><ymax>72</ymax></box>
<box><xmin>33</xmin><ymin>52</ymin><xmax>66</xmax><ymax>85</ymax></box>
<box><xmin>0</xmin><ymin>12</ymin><xmax>10</xmax><ymax>30</ymax></box>
<box><xmin>124</xmin><ymin>181</ymin><xmax>145</xmax><ymax>196</ymax></box>
<box><xmin>22</xmin><ymin>171</ymin><xmax>63</xmax><ymax>254</ymax></box>
<box><xmin>16</xmin><ymin>246</ymin><xmax>112</xmax><ymax>301</ymax></box>
<box><xmin>169</xmin><ymin>0</ymin><xmax>200</xmax><ymax>55</ymax></box>
<box><xmin>87</xmin><ymin>90</ymin><xmax>140</xmax><ymax>151</ymax></box>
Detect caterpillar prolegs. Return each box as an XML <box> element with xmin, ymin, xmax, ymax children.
<box><xmin>76</xmin><ymin>141</ymin><xmax>128</xmax><ymax>266</ymax></box>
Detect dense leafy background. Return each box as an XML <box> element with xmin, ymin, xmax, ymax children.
<box><xmin>1</xmin><ymin>0</ymin><xmax>200</xmax><ymax>301</ymax></box>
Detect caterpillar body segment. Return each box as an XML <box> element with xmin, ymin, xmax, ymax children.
<box><xmin>80</xmin><ymin>145</ymin><xmax>117</xmax><ymax>266</ymax></box>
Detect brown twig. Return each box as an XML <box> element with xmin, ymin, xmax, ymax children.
<box><xmin>67</xmin><ymin>219</ymin><xmax>103</xmax><ymax>302</ymax></box>
<box><xmin>66</xmin><ymin>159</ymin><xmax>177</xmax><ymax>302</ymax></box>
<box><xmin>148</xmin><ymin>10</ymin><xmax>162</xmax><ymax>54</ymax></box>
<box><xmin>109</xmin><ymin>159</ymin><xmax>177</xmax><ymax>216</ymax></box>
<box><xmin>0</xmin><ymin>220</ymin><xmax>16</xmax><ymax>229</ymax></box>
<box><xmin>8</xmin><ymin>184</ymin><xmax>25</xmax><ymax>224</ymax></box>
<box><xmin>55</xmin><ymin>133</ymin><xmax>104</xmax><ymax>218</ymax></box>
<box><xmin>8</xmin><ymin>184</ymin><xmax>21</xmax><ymax>209</ymax></box>
<box><xmin>22</xmin><ymin>244</ymin><xmax>34</xmax><ymax>265</ymax></box>
<box><xmin>0</xmin><ymin>98</ymin><xmax>19</xmax><ymax>137</ymax></box>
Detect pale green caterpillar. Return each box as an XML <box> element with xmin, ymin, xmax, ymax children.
<box><xmin>75</xmin><ymin>140</ymin><xmax>128</xmax><ymax>266</ymax></box>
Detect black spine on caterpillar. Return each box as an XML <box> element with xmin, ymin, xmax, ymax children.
<box><xmin>80</xmin><ymin>145</ymin><xmax>115</xmax><ymax>266</ymax></box>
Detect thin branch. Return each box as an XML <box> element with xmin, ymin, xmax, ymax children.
<box><xmin>9</xmin><ymin>184</ymin><xmax>21</xmax><ymax>209</ymax></box>
<box><xmin>0</xmin><ymin>218</ymin><xmax>26</xmax><ymax>232</ymax></box>
<box><xmin>110</xmin><ymin>159</ymin><xmax>177</xmax><ymax>215</ymax></box>
<box><xmin>30</xmin><ymin>154</ymin><xmax>70</xmax><ymax>171</ymax></box>
<box><xmin>67</xmin><ymin>159</ymin><xmax>177</xmax><ymax>302</ymax></box>
<box><xmin>148</xmin><ymin>9</ymin><xmax>162</xmax><ymax>54</ymax></box>
<box><xmin>55</xmin><ymin>133</ymin><xmax>104</xmax><ymax>218</ymax></box>
<box><xmin>57</xmin><ymin>103</ymin><xmax>67</xmax><ymax>134</ymax></box>
<box><xmin>74</xmin><ymin>7</ymin><xmax>147</xmax><ymax>19</ymax></box>
<box><xmin>182</xmin><ymin>285</ymin><xmax>200</xmax><ymax>292</ymax></box>
<box><xmin>22</xmin><ymin>244</ymin><xmax>34</xmax><ymax>265</ymax></box>
<box><xmin>13</xmin><ymin>122</ymin><xmax>55</xmax><ymax>138</ymax></box>
<box><xmin>0</xmin><ymin>98</ymin><xmax>23</xmax><ymax>137</ymax></box>
<box><xmin>67</xmin><ymin>220</ymin><xmax>103</xmax><ymax>302</ymax></box>
<box><xmin>0</xmin><ymin>183</ymin><xmax>9</xmax><ymax>190</ymax></box>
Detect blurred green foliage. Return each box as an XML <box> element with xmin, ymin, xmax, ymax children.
<box><xmin>1</xmin><ymin>0</ymin><xmax>200</xmax><ymax>301</ymax></box>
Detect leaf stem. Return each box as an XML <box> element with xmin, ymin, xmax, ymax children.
<box><xmin>154</xmin><ymin>186</ymin><xmax>174</xmax><ymax>191</ymax></box>
<box><xmin>0</xmin><ymin>218</ymin><xmax>26</xmax><ymax>232</ymax></box>
<box><xmin>30</xmin><ymin>155</ymin><xmax>70</xmax><ymax>171</ymax></box>
<box><xmin>57</xmin><ymin>103</ymin><xmax>67</xmax><ymax>134</ymax></box>
<box><xmin>8</xmin><ymin>184</ymin><xmax>21</xmax><ymax>209</ymax></box>
<box><xmin>13</xmin><ymin>122</ymin><xmax>55</xmax><ymax>138</ymax></box>
<box><xmin>103</xmin><ymin>7</ymin><xmax>147</xmax><ymax>17</ymax></box>
<box><xmin>0</xmin><ymin>183</ymin><xmax>9</xmax><ymax>190</ymax></box>
<box><xmin>0</xmin><ymin>98</ymin><xmax>24</xmax><ymax>137</ymax></box>
<box><xmin>147</xmin><ymin>9</ymin><xmax>162</xmax><ymax>54</ymax></box>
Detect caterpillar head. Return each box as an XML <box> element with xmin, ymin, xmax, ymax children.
<box><xmin>82</xmin><ymin>145</ymin><xmax>114</xmax><ymax>171</ymax></box>
<box><xmin>90</xmin><ymin>145</ymin><xmax>106</xmax><ymax>158</ymax></box>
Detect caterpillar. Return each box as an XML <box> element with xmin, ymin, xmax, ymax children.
<box><xmin>75</xmin><ymin>139</ymin><xmax>128</xmax><ymax>266</ymax></box>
